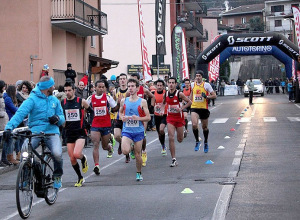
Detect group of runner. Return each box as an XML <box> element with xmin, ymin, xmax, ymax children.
<box><xmin>61</xmin><ymin>70</ymin><xmax>216</xmax><ymax>185</ymax></box>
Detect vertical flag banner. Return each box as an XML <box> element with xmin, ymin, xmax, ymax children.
<box><xmin>137</xmin><ymin>0</ymin><xmax>152</xmax><ymax>82</ymax></box>
<box><xmin>171</xmin><ymin>25</ymin><xmax>183</xmax><ymax>82</ymax></box>
<box><xmin>181</xmin><ymin>30</ymin><xmax>189</xmax><ymax>79</ymax></box>
<box><xmin>292</xmin><ymin>6</ymin><xmax>300</xmax><ymax>51</ymax></box>
<box><xmin>155</xmin><ymin>0</ymin><xmax>166</xmax><ymax>55</ymax></box>
<box><xmin>208</xmin><ymin>35</ymin><xmax>221</xmax><ymax>82</ymax></box>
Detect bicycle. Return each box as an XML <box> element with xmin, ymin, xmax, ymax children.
<box><xmin>11</xmin><ymin>129</ymin><xmax>59</xmax><ymax>219</ymax></box>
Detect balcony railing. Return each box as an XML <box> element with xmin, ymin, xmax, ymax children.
<box><xmin>51</xmin><ymin>0</ymin><xmax>107</xmax><ymax>36</ymax></box>
<box><xmin>196</xmin><ymin>30</ymin><xmax>208</xmax><ymax>42</ymax></box>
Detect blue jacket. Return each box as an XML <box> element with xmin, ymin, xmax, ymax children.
<box><xmin>5</xmin><ymin>86</ymin><xmax>65</xmax><ymax>134</ymax></box>
<box><xmin>3</xmin><ymin>93</ymin><xmax>18</xmax><ymax>120</ymax></box>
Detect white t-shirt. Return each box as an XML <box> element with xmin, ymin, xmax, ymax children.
<box><xmin>89</xmin><ymin>94</ymin><xmax>117</xmax><ymax>108</ymax></box>
<box><xmin>191</xmin><ymin>82</ymin><xmax>214</xmax><ymax>93</ymax></box>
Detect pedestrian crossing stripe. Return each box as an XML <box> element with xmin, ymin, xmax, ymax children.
<box><xmin>239</xmin><ymin>117</ymin><xmax>251</xmax><ymax>123</ymax></box>
<box><xmin>212</xmin><ymin>118</ymin><xmax>228</xmax><ymax>123</ymax></box>
<box><xmin>287</xmin><ymin>117</ymin><xmax>300</xmax><ymax>122</ymax></box>
<box><xmin>263</xmin><ymin>117</ymin><xmax>277</xmax><ymax>122</ymax></box>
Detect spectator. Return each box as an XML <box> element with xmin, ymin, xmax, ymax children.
<box><xmin>75</xmin><ymin>81</ymin><xmax>85</xmax><ymax>98</ymax></box>
<box><xmin>80</xmin><ymin>72</ymin><xmax>89</xmax><ymax>86</ymax></box>
<box><xmin>209</xmin><ymin>80</ymin><xmax>216</xmax><ymax>106</ymax></box>
<box><xmin>288</xmin><ymin>79</ymin><xmax>294</xmax><ymax>102</ymax></box>
<box><xmin>15</xmin><ymin>80</ymin><xmax>23</xmax><ymax>91</ymax></box>
<box><xmin>40</xmin><ymin>64</ymin><xmax>49</xmax><ymax>78</ymax></box>
<box><xmin>16</xmin><ymin>80</ymin><xmax>32</xmax><ymax>107</ymax></box>
<box><xmin>247</xmin><ymin>78</ymin><xmax>255</xmax><ymax>105</ymax></box>
<box><xmin>220</xmin><ymin>79</ymin><xmax>226</xmax><ymax>96</ymax></box>
<box><xmin>268</xmin><ymin>78</ymin><xmax>274</xmax><ymax>94</ymax></box>
<box><xmin>236</xmin><ymin>78</ymin><xmax>243</xmax><ymax>95</ymax></box>
<box><xmin>280</xmin><ymin>78</ymin><xmax>286</xmax><ymax>94</ymax></box>
<box><xmin>137</xmin><ymin>67</ymin><xmax>143</xmax><ymax>81</ymax></box>
<box><xmin>83</xmin><ymin>84</ymin><xmax>95</xmax><ymax>99</ymax></box>
<box><xmin>0</xmin><ymin>80</ymin><xmax>10</xmax><ymax>166</ymax></box>
<box><xmin>64</xmin><ymin>63</ymin><xmax>77</xmax><ymax>83</ymax></box>
<box><xmin>274</xmin><ymin>78</ymin><xmax>280</xmax><ymax>93</ymax></box>
<box><xmin>230</xmin><ymin>79</ymin><xmax>235</xmax><ymax>85</ymax></box>
<box><xmin>55</xmin><ymin>85</ymin><xmax>67</xmax><ymax>102</ymax></box>
<box><xmin>30</xmin><ymin>81</ymin><xmax>36</xmax><ymax>89</ymax></box>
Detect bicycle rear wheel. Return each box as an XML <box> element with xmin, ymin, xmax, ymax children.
<box><xmin>16</xmin><ymin>161</ymin><xmax>33</xmax><ymax>219</ymax></box>
<box><xmin>43</xmin><ymin>155</ymin><xmax>58</xmax><ymax>205</ymax></box>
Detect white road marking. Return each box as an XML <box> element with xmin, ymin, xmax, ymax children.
<box><xmin>251</xmin><ymin>105</ymin><xmax>257</xmax><ymax>117</ymax></box>
<box><xmin>295</xmin><ymin>104</ymin><xmax>300</xmax><ymax>109</ymax></box>
<box><xmin>238</xmin><ymin>144</ymin><xmax>245</xmax><ymax>149</ymax></box>
<box><xmin>239</xmin><ymin>117</ymin><xmax>251</xmax><ymax>123</ymax></box>
<box><xmin>287</xmin><ymin>117</ymin><xmax>300</xmax><ymax>122</ymax></box>
<box><xmin>263</xmin><ymin>117</ymin><xmax>277</xmax><ymax>122</ymax></box>
<box><xmin>232</xmin><ymin>158</ymin><xmax>241</xmax><ymax>166</ymax></box>
<box><xmin>235</xmin><ymin>150</ymin><xmax>243</xmax><ymax>156</ymax></box>
<box><xmin>212</xmin><ymin>118</ymin><xmax>229</xmax><ymax>124</ymax></box>
<box><xmin>240</xmin><ymin>139</ymin><xmax>246</xmax><ymax>144</ymax></box>
<box><xmin>212</xmin><ymin>185</ymin><xmax>235</xmax><ymax>220</ymax></box>
<box><xmin>243</xmin><ymin>134</ymin><xmax>248</xmax><ymax>138</ymax></box>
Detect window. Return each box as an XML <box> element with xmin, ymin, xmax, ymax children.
<box><xmin>91</xmin><ymin>36</ymin><xmax>96</xmax><ymax>48</ymax></box>
<box><xmin>241</xmin><ymin>17</ymin><xmax>246</xmax><ymax>24</ymax></box>
<box><xmin>271</xmin><ymin>5</ymin><xmax>284</xmax><ymax>12</ymax></box>
<box><xmin>275</xmin><ymin>20</ymin><xmax>282</xmax><ymax>27</ymax></box>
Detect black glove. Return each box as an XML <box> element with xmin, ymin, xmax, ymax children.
<box><xmin>202</xmin><ymin>92</ymin><xmax>207</xmax><ymax>99</ymax></box>
<box><xmin>48</xmin><ymin>115</ymin><xmax>60</xmax><ymax>125</ymax></box>
<box><xmin>3</xmin><ymin>129</ymin><xmax>12</xmax><ymax>142</ymax></box>
<box><xmin>86</xmin><ymin>106</ymin><xmax>94</xmax><ymax>114</ymax></box>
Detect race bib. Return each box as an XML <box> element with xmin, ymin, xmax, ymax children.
<box><xmin>154</xmin><ymin>103</ymin><xmax>162</xmax><ymax>114</ymax></box>
<box><xmin>94</xmin><ymin>106</ymin><xmax>106</xmax><ymax>116</ymax></box>
<box><xmin>65</xmin><ymin>109</ymin><xmax>80</xmax><ymax>121</ymax></box>
<box><xmin>168</xmin><ymin>105</ymin><xmax>179</xmax><ymax>113</ymax></box>
<box><xmin>194</xmin><ymin>94</ymin><xmax>204</xmax><ymax>102</ymax></box>
<box><xmin>125</xmin><ymin>118</ymin><xmax>139</xmax><ymax>127</ymax></box>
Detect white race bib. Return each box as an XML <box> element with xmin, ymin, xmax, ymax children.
<box><xmin>65</xmin><ymin>109</ymin><xmax>80</xmax><ymax>121</ymax></box>
<box><xmin>168</xmin><ymin>105</ymin><xmax>180</xmax><ymax>113</ymax></box>
<box><xmin>125</xmin><ymin>118</ymin><xmax>139</xmax><ymax>127</ymax></box>
<box><xmin>154</xmin><ymin>103</ymin><xmax>162</xmax><ymax>114</ymax></box>
<box><xmin>194</xmin><ymin>94</ymin><xmax>204</xmax><ymax>102</ymax></box>
<box><xmin>94</xmin><ymin>106</ymin><xmax>107</xmax><ymax>116</ymax></box>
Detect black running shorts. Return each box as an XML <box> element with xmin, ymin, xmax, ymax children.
<box><xmin>191</xmin><ymin>108</ymin><xmax>210</xmax><ymax>120</ymax></box>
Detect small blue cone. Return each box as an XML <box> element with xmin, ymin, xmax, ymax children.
<box><xmin>205</xmin><ymin>160</ymin><xmax>214</xmax><ymax>165</ymax></box>
<box><xmin>244</xmin><ymin>109</ymin><xmax>247</xmax><ymax>111</ymax></box>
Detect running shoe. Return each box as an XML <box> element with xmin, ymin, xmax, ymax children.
<box><xmin>142</xmin><ymin>151</ymin><xmax>147</xmax><ymax>167</ymax></box>
<box><xmin>130</xmin><ymin>149</ymin><xmax>135</xmax><ymax>159</ymax></box>
<box><xmin>53</xmin><ymin>177</ymin><xmax>62</xmax><ymax>189</ymax></box>
<box><xmin>194</xmin><ymin>141</ymin><xmax>201</xmax><ymax>151</ymax></box>
<box><xmin>161</xmin><ymin>145</ymin><xmax>167</xmax><ymax>156</ymax></box>
<box><xmin>111</xmin><ymin>134</ymin><xmax>116</xmax><ymax>147</ymax></box>
<box><xmin>136</xmin><ymin>172</ymin><xmax>143</xmax><ymax>181</ymax></box>
<box><xmin>184</xmin><ymin>130</ymin><xmax>188</xmax><ymax>138</ymax></box>
<box><xmin>93</xmin><ymin>165</ymin><xmax>100</xmax><ymax>175</ymax></box>
<box><xmin>81</xmin><ymin>155</ymin><xmax>89</xmax><ymax>173</ymax></box>
<box><xmin>74</xmin><ymin>177</ymin><xmax>85</xmax><ymax>187</ymax></box>
<box><xmin>170</xmin><ymin>159</ymin><xmax>178</xmax><ymax>167</ymax></box>
<box><xmin>125</xmin><ymin>154</ymin><xmax>130</xmax><ymax>163</ymax></box>
<box><xmin>204</xmin><ymin>143</ymin><xmax>209</xmax><ymax>153</ymax></box>
<box><xmin>107</xmin><ymin>144</ymin><xmax>114</xmax><ymax>158</ymax></box>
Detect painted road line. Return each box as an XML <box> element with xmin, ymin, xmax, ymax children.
<box><xmin>263</xmin><ymin>117</ymin><xmax>277</xmax><ymax>122</ymax></box>
<box><xmin>235</xmin><ymin>150</ymin><xmax>243</xmax><ymax>156</ymax></box>
<box><xmin>239</xmin><ymin>117</ymin><xmax>251</xmax><ymax>123</ymax></box>
<box><xmin>240</xmin><ymin>139</ymin><xmax>246</xmax><ymax>144</ymax></box>
<box><xmin>251</xmin><ymin>105</ymin><xmax>257</xmax><ymax>117</ymax></box>
<box><xmin>232</xmin><ymin>158</ymin><xmax>241</xmax><ymax>166</ymax></box>
<box><xmin>287</xmin><ymin>117</ymin><xmax>300</xmax><ymax>122</ymax></box>
<box><xmin>212</xmin><ymin>118</ymin><xmax>229</xmax><ymax>124</ymax></box>
<box><xmin>238</xmin><ymin>144</ymin><xmax>245</xmax><ymax>149</ymax></box>
<box><xmin>295</xmin><ymin>104</ymin><xmax>300</xmax><ymax>109</ymax></box>
<box><xmin>212</xmin><ymin>185</ymin><xmax>235</xmax><ymax>220</ymax></box>
<box><xmin>243</xmin><ymin>134</ymin><xmax>248</xmax><ymax>138</ymax></box>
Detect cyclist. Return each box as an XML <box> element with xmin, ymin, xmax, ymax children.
<box><xmin>61</xmin><ymin>82</ymin><xmax>91</xmax><ymax>187</ymax></box>
<box><xmin>90</xmin><ymin>80</ymin><xmax>119</xmax><ymax>175</ymax></box>
<box><xmin>119</xmin><ymin>78</ymin><xmax>150</xmax><ymax>181</ymax></box>
<box><xmin>3</xmin><ymin>76</ymin><xmax>65</xmax><ymax>189</ymax></box>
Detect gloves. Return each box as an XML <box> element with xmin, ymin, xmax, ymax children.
<box><xmin>86</xmin><ymin>106</ymin><xmax>94</xmax><ymax>114</ymax></box>
<box><xmin>48</xmin><ymin>115</ymin><xmax>60</xmax><ymax>125</ymax></box>
<box><xmin>3</xmin><ymin>129</ymin><xmax>12</xmax><ymax>142</ymax></box>
<box><xmin>202</xmin><ymin>92</ymin><xmax>207</xmax><ymax>99</ymax></box>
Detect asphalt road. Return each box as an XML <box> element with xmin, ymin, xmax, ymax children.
<box><xmin>0</xmin><ymin>93</ymin><xmax>299</xmax><ymax>220</ymax></box>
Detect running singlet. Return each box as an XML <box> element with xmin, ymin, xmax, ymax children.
<box><xmin>122</xmin><ymin>97</ymin><xmax>144</xmax><ymax>134</ymax></box>
<box><xmin>154</xmin><ymin>90</ymin><xmax>167</xmax><ymax>116</ymax></box>
<box><xmin>116</xmin><ymin>88</ymin><xmax>128</xmax><ymax>120</ymax></box>
<box><xmin>183</xmin><ymin>87</ymin><xmax>191</xmax><ymax>97</ymax></box>
<box><xmin>91</xmin><ymin>93</ymin><xmax>111</xmax><ymax>127</ymax></box>
<box><xmin>61</xmin><ymin>97</ymin><xmax>85</xmax><ymax>130</ymax></box>
<box><xmin>191</xmin><ymin>82</ymin><xmax>209</xmax><ymax>109</ymax></box>
<box><xmin>165</xmin><ymin>90</ymin><xmax>184</xmax><ymax>121</ymax></box>
<box><xmin>137</xmin><ymin>86</ymin><xmax>144</xmax><ymax>98</ymax></box>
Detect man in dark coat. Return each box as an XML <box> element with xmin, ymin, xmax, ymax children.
<box><xmin>65</xmin><ymin>63</ymin><xmax>76</xmax><ymax>83</ymax></box>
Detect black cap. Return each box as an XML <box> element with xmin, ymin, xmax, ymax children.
<box><xmin>67</xmin><ymin>63</ymin><xmax>72</xmax><ymax>67</ymax></box>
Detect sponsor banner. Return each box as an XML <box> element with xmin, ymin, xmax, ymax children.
<box><xmin>208</xmin><ymin>35</ymin><xmax>221</xmax><ymax>82</ymax></box>
<box><xmin>292</xmin><ymin>6</ymin><xmax>300</xmax><ymax>51</ymax></box>
<box><xmin>137</xmin><ymin>0</ymin><xmax>152</xmax><ymax>82</ymax></box>
<box><xmin>232</xmin><ymin>46</ymin><xmax>272</xmax><ymax>53</ymax></box>
<box><xmin>181</xmin><ymin>30</ymin><xmax>189</xmax><ymax>79</ymax></box>
<box><xmin>155</xmin><ymin>0</ymin><xmax>166</xmax><ymax>55</ymax></box>
<box><xmin>127</xmin><ymin>64</ymin><xmax>170</xmax><ymax>75</ymax></box>
<box><xmin>224</xmin><ymin>85</ymin><xmax>238</xmax><ymax>96</ymax></box>
<box><xmin>292</xmin><ymin>60</ymin><xmax>296</xmax><ymax>79</ymax></box>
<box><xmin>171</xmin><ymin>25</ymin><xmax>183</xmax><ymax>82</ymax></box>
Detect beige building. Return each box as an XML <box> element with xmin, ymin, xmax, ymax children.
<box><xmin>0</xmin><ymin>0</ymin><xmax>117</xmax><ymax>86</ymax></box>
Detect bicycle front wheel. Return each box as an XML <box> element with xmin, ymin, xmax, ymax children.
<box><xmin>16</xmin><ymin>161</ymin><xmax>34</xmax><ymax>219</ymax></box>
<box><xmin>43</xmin><ymin>155</ymin><xmax>58</xmax><ymax>205</ymax></box>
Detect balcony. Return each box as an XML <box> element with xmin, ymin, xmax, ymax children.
<box><xmin>177</xmin><ymin>12</ymin><xmax>204</xmax><ymax>37</ymax></box>
<box><xmin>51</xmin><ymin>0</ymin><xmax>107</xmax><ymax>37</ymax></box>
<box><xmin>186</xmin><ymin>42</ymin><xmax>200</xmax><ymax>64</ymax></box>
<box><xmin>184</xmin><ymin>0</ymin><xmax>205</xmax><ymax>12</ymax></box>
<box><xmin>196</xmin><ymin>30</ymin><xmax>208</xmax><ymax>42</ymax></box>
<box><xmin>195</xmin><ymin>4</ymin><xmax>207</xmax><ymax>17</ymax></box>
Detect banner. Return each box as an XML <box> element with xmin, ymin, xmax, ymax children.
<box><xmin>292</xmin><ymin>6</ymin><xmax>300</xmax><ymax>51</ymax></box>
<box><xmin>181</xmin><ymin>30</ymin><xmax>189</xmax><ymax>79</ymax></box>
<box><xmin>137</xmin><ymin>0</ymin><xmax>152</xmax><ymax>82</ymax></box>
<box><xmin>171</xmin><ymin>25</ymin><xmax>182</xmax><ymax>82</ymax></box>
<box><xmin>155</xmin><ymin>0</ymin><xmax>166</xmax><ymax>55</ymax></box>
<box><xmin>208</xmin><ymin>35</ymin><xmax>221</xmax><ymax>82</ymax></box>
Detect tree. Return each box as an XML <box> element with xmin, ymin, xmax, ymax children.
<box><xmin>219</xmin><ymin>60</ymin><xmax>230</xmax><ymax>83</ymax></box>
<box><xmin>249</xmin><ymin>16</ymin><xmax>264</xmax><ymax>32</ymax></box>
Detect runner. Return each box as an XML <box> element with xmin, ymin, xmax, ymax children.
<box><xmin>113</xmin><ymin>73</ymin><xmax>131</xmax><ymax>163</ymax></box>
<box><xmin>130</xmin><ymin>73</ymin><xmax>154</xmax><ymax>167</ymax></box>
<box><xmin>163</xmin><ymin>77</ymin><xmax>192</xmax><ymax>167</ymax></box>
<box><xmin>119</xmin><ymin>78</ymin><xmax>150</xmax><ymax>181</ymax></box>
<box><xmin>90</xmin><ymin>80</ymin><xmax>119</xmax><ymax>175</ymax></box>
<box><xmin>182</xmin><ymin>78</ymin><xmax>192</xmax><ymax>138</ymax></box>
<box><xmin>190</xmin><ymin>70</ymin><xmax>216</xmax><ymax>153</ymax></box>
<box><xmin>61</xmin><ymin>82</ymin><xmax>90</xmax><ymax>187</ymax></box>
<box><xmin>153</xmin><ymin>79</ymin><xmax>168</xmax><ymax>155</ymax></box>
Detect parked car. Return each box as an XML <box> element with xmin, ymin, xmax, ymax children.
<box><xmin>244</xmin><ymin>79</ymin><xmax>265</xmax><ymax>97</ymax></box>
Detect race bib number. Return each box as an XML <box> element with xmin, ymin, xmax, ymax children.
<box><xmin>194</xmin><ymin>94</ymin><xmax>204</xmax><ymax>102</ymax></box>
<box><xmin>168</xmin><ymin>105</ymin><xmax>179</xmax><ymax>113</ymax></box>
<box><xmin>154</xmin><ymin>103</ymin><xmax>162</xmax><ymax>114</ymax></box>
<box><xmin>125</xmin><ymin>118</ymin><xmax>139</xmax><ymax>127</ymax></box>
<box><xmin>94</xmin><ymin>106</ymin><xmax>106</xmax><ymax>116</ymax></box>
<box><xmin>65</xmin><ymin>109</ymin><xmax>80</xmax><ymax>121</ymax></box>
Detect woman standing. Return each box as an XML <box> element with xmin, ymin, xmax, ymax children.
<box><xmin>16</xmin><ymin>80</ymin><xmax>32</xmax><ymax>107</ymax></box>
<box><xmin>4</xmin><ymin>85</ymin><xmax>20</xmax><ymax>164</ymax></box>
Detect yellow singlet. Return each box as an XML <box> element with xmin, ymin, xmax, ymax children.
<box><xmin>191</xmin><ymin>82</ymin><xmax>208</xmax><ymax>109</ymax></box>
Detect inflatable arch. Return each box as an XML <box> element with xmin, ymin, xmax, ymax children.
<box><xmin>219</xmin><ymin>46</ymin><xmax>293</xmax><ymax>79</ymax></box>
<box><xmin>196</xmin><ymin>33</ymin><xmax>299</xmax><ymax>79</ymax></box>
